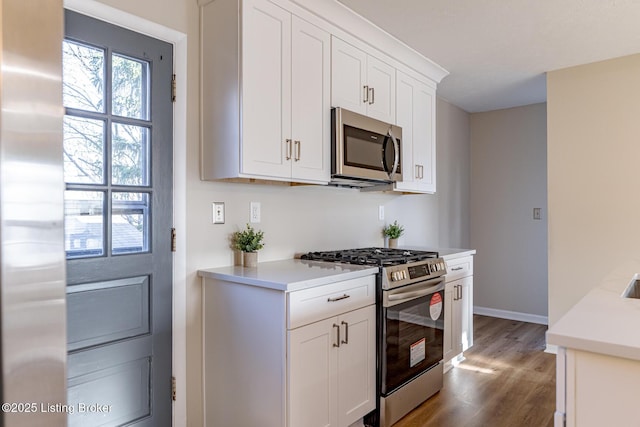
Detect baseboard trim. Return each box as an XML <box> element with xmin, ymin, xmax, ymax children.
<box><xmin>473</xmin><ymin>306</ymin><xmax>548</xmax><ymax>325</ymax></box>
<box><xmin>545</xmin><ymin>344</ymin><xmax>558</xmax><ymax>354</ymax></box>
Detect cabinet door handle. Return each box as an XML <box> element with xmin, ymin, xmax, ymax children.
<box><xmin>420</xmin><ymin>165</ymin><xmax>424</xmax><ymax>179</ymax></box>
<box><xmin>363</xmin><ymin>85</ymin><xmax>369</xmax><ymax>103</ymax></box>
<box><xmin>333</xmin><ymin>323</ymin><xmax>340</xmax><ymax>348</ymax></box>
<box><xmin>327</xmin><ymin>294</ymin><xmax>350</xmax><ymax>302</ymax></box>
<box><xmin>341</xmin><ymin>321</ymin><xmax>349</xmax><ymax>345</ymax></box>
<box><xmin>451</xmin><ymin>267</ymin><xmax>464</xmax><ymax>271</ymax></box>
<box><xmin>285</xmin><ymin>139</ymin><xmax>292</xmax><ymax>160</ymax></box>
<box><xmin>369</xmin><ymin>87</ymin><xmax>375</xmax><ymax>105</ymax></box>
<box><xmin>294</xmin><ymin>140</ymin><xmax>301</xmax><ymax>161</ymax></box>
<box><xmin>458</xmin><ymin>284</ymin><xmax>462</xmax><ymax>300</ymax></box>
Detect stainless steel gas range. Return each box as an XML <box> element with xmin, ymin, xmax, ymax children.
<box><xmin>301</xmin><ymin>248</ymin><xmax>447</xmax><ymax>427</ymax></box>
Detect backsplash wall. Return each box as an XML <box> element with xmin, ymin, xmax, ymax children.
<box><xmin>187</xmin><ymin>97</ymin><xmax>470</xmax><ymax>273</ymax></box>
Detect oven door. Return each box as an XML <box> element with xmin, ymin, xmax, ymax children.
<box><xmin>381</xmin><ymin>278</ymin><xmax>445</xmax><ymax>395</ymax></box>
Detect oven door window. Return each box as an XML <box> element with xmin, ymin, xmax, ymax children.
<box><xmin>382</xmin><ymin>289</ymin><xmax>444</xmax><ymax>395</ymax></box>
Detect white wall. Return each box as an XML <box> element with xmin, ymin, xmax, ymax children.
<box><xmin>547</xmin><ymin>54</ymin><xmax>640</xmax><ymax>327</ymax></box>
<box><xmin>436</xmin><ymin>98</ymin><xmax>471</xmax><ymax>249</ymax></box>
<box><xmin>66</xmin><ymin>1</ymin><xmax>471</xmax><ymax>424</ymax></box>
<box><xmin>470</xmin><ymin>103</ymin><xmax>548</xmax><ymax>321</ymax></box>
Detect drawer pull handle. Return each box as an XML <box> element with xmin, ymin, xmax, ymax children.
<box><xmin>333</xmin><ymin>323</ymin><xmax>340</xmax><ymax>348</ymax></box>
<box><xmin>341</xmin><ymin>321</ymin><xmax>349</xmax><ymax>345</ymax></box>
<box><xmin>327</xmin><ymin>294</ymin><xmax>350</xmax><ymax>302</ymax></box>
<box><xmin>451</xmin><ymin>267</ymin><xmax>464</xmax><ymax>271</ymax></box>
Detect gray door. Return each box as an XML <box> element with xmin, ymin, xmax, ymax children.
<box><xmin>62</xmin><ymin>10</ymin><xmax>173</xmax><ymax>427</ymax></box>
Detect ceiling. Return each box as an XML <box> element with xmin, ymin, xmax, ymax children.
<box><xmin>338</xmin><ymin>0</ymin><xmax>640</xmax><ymax>112</ymax></box>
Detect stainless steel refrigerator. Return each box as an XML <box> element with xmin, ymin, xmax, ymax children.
<box><xmin>1</xmin><ymin>0</ymin><xmax>67</xmax><ymax>426</ymax></box>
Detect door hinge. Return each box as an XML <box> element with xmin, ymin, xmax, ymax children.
<box><xmin>171</xmin><ymin>74</ymin><xmax>177</xmax><ymax>103</ymax></box>
<box><xmin>172</xmin><ymin>376</ymin><xmax>177</xmax><ymax>401</ymax></box>
<box><xmin>171</xmin><ymin>228</ymin><xmax>177</xmax><ymax>252</ymax></box>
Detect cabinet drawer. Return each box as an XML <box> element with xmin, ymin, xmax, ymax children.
<box><xmin>287</xmin><ymin>275</ymin><xmax>375</xmax><ymax>329</ymax></box>
<box><xmin>445</xmin><ymin>256</ymin><xmax>473</xmax><ymax>282</ymax></box>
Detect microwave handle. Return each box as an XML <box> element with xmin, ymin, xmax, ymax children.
<box><xmin>387</xmin><ymin>128</ymin><xmax>400</xmax><ymax>178</ymax></box>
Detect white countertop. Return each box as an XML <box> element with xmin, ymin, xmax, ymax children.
<box><xmin>198</xmin><ymin>259</ymin><xmax>378</xmax><ymax>292</ymax></box>
<box><xmin>547</xmin><ymin>269</ymin><xmax>640</xmax><ymax>361</ymax></box>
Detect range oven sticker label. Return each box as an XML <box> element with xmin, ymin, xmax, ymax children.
<box><xmin>430</xmin><ymin>292</ymin><xmax>443</xmax><ymax>320</ymax></box>
<box><xmin>410</xmin><ymin>338</ymin><xmax>426</xmax><ymax>367</ymax></box>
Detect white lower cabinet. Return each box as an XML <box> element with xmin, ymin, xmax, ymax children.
<box><xmin>202</xmin><ymin>273</ymin><xmax>376</xmax><ymax>427</ymax></box>
<box><xmin>288</xmin><ymin>305</ymin><xmax>376</xmax><ymax>427</ymax></box>
<box><xmin>443</xmin><ymin>256</ymin><xmax>474</xmax><ymax>368</ymax></box>
<box><xmin>556</xmin><ymin>347</ymin><xmax>640</xmax><ymax>427</ymax></box>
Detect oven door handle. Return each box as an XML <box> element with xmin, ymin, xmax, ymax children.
<box><xmin>384</xmin><ymin>279</ymin><xmax>444</xmax><ymax>307</ymax></box>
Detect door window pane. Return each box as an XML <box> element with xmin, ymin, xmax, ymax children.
<box><xmin>64</xmin><ymin>116</ymin><xmax>105</xmax><ymax>184</ymax></box>
<box><xmin>63</xmin><ymin>40</ymin><xmax>105</xmax><ymax>112</ymax></box>
<box><xmin>112</xmin><ymin>123</ymin><xmax>149</xmax><ymax>186</ymax></box>
<box><xmin>112</xmin><ymin>54</ymin><xmax>148</xmax><ymax>119</ymax></box>
<box><xmin>65</xmin><ymin>191</ymin><xmax>105</xmax><ymax>258</ymax></box>
<box><xmin>112</xmin><ymin>192</ymin><xmax>149</xmax><ymax>255</ymax></box>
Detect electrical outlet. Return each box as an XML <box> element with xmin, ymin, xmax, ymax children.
<box><xmin>379</xmin><ymin>205</ymin><xmax>385</xmax><ymax>221</ymax></box>
<box><xmin>533</xmin><ymin>208</ymin><xmax>541</xmax><ymax>220</ymax></box>
<box><xmin>212</xmin><ymin>202</ymin><xmax>225</xmax><ymax>224</ymax></box>
<box><xmin>250</xmin><ymin>202</ymin><xmax>261</xmax><ymax>223</ymax></box>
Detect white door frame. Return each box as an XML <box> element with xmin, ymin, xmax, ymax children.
<box><xmin>63</xmin><ymin>1</ymin><xmax>188</xmax><ymax>425</ymax></box>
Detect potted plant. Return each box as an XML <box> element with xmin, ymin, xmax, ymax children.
<box><xmin>233</xmin><ymin>224</ymin><xmax>265</xmax><ymax>267</ymax></box>
<box><xmin>382</xmin><ymin>220</ymin><xmax>404</xmax><ymax>248</ymax></box>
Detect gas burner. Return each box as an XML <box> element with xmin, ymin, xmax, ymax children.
<box><xmin>301</xmin><ymin>247</ymin><xmax>438</xmax><ymax>266</ymax></box>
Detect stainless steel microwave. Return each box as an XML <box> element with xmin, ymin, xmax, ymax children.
<box><xmin>331</xmin><ymin>107</ymin><xmax>402</xmax><ymax>187</ymax></box>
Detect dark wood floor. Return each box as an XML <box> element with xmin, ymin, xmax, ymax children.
<box><xmin>394</xmin><ymin>315</ymin><xmax>556</xmax><ymax>427</ymax></box>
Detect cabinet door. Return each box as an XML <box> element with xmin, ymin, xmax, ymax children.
<box><xmin>412</xmin><ymin>80</ymin><xmax>436</xmax><ymax>193</ymax></box>
<box><xmin>395</xmin><ymin>72</ymin><xmax>417</xmax><ymax>187</ymax></box>
<box><xmin>443</xmin><ymin>281</ymin><xmax>457</xmax><ymax>364</ymax></box>
<box><xmin>242</xmin><ymin>0</ymin><xmax>292</xmax><ymax>178</ymax></box>
<box><xmin>337</xmin><ymin>305</ymin><xmax>376</xmax><ymax>427</ymax></box>
<box><xmin>331</xmin><ymin>37</ymin><xmax>367</xmax><ymax>115</ymax></box>
<box><xmin>366</xmin><ymin>55</ymin><xmax>396</xmax><ymax>123</ymax></box>
<box><xmin>459</xmin><ymin>276</ymin><xmax>473</xmax><ymax>351</ymax></box>
<box><xmin>291</xmin><ymin>17</ymin><xmax>330</xmax><ymax>183</ymax></box>
<box><xmin>288</xmin><ymin>316</ymin><xmax>338</xmax><ymax>427</ymax></box>
<box><xmin>394</xmin><ymin>71</ymin><xmax>436</xmax><ymax>193</ymax></box>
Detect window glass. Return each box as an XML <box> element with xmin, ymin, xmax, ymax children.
<box><xmin>112</xmin><ymin>123</ymin><xmax>149</xmax><ymax>186</ymax></box>
<box><xmin>112</xmin><ymin>53</ymin><xmax>148</xmax><ymax>119</ymax></box>
<box><xmin>64</xmin><ymin>191</ymin><xmax>105</xmax><ymax>258</ymax></box>
<box><xmin>63</xmin><ymin>116</ymin><xmax>105</xmax><ymax>184</ymax></box>
<box><xmin>112</xmin><ymin>192</ymin><xmax>149</xmax><ymax>255</ymax></box>
<box><xmin>63</xmin><ymin>40</ymin><xmax>105</xmax><ymax>112</ymax></box>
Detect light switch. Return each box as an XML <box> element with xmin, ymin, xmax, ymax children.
<box><xmin>213</xmin><ymin>202</ymin><xmax>225</xmax><ymax>224</ymax></box>
<box><xmin>250</xmin><ymin>202</ymin><xmax>261</xmax><ymax>223</ymax></box>
<box><xmin>533</xmin><ymin>208</ymin><xmax>541</xmax><ymax>220</ymax></box>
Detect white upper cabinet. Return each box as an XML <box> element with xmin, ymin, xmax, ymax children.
<box><xmin>331</xmin><ymin>37</ymin><xmax>396</xmax><ymax>124</ymax></box>
<box><xmin>201</xmin><ymin>0</ymin><xmax>330</xmax><ymax>184</ymax></box>
<box><xmin>200</xmin><ymin>0</ymin><xmax>448</xmax><ymax>188</ymax></box>
<box><xmin>394</xmin><ymin>70</ymin><xmax>437</xmax><ymax>193</ymax></box>
<box><xmin>290</xmin><ymin>16</ymin><xmax>331</xmax><ymax>182</ymax></box>
<box><xmin>242</xmin><ymin>0</ymin><xmax>292</xmax><ymax>179</ymax></box>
